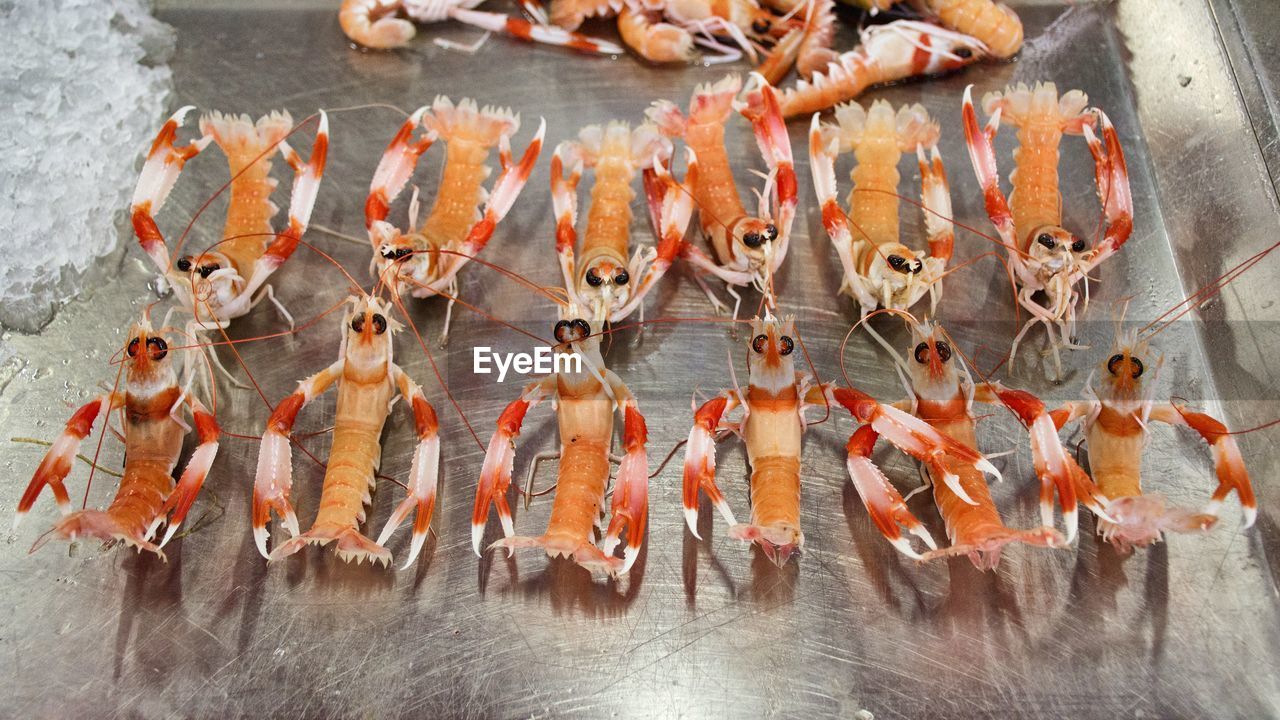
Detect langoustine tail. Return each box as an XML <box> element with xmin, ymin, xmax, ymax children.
<box><xmin>921</xmin><ymin>526</ymin><xmax>1063</xmax><ymax>571</ymax></box>
<box><xmin>269</xmin><ymin>525</ymin><xmax>392</xmax><ymax>566</ymax></box>
<box><xmin>488</xmin><ymin>535</ymin><xmax>624</xmax><ymax>577</ymax></box>
<box><xmin>34</xmin><ymin>510</ymin><xmax>165</xmax><ymax>560</ymax></box>
<box><xmin>1098</xmin><ymin>495</ymin><xmax>1217</xmax><ymax>552</ymax></box>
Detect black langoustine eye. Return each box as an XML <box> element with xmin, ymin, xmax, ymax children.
<box><xmin>914</xmin><ymin>342</ymin><xmax>929</xmax><ymax>364</ymax></box>
<box><xmin>371</xmin><ymin>313</ymin><xmax>387</xmax><ymax>335</ymax></box>
<box><xmin>351</xmin><ymin>314</ymin><xmax>365</xmax><ymax>333</ymax></box>
<box><xmin>956</xmin><ymin>47</ymin><xmax>973</xmax><ymax>59</ymax></box>
<box><xmin>1071</xmin><ymin>238</ymin><xmax>1086</xmax><ymax>253</ymax></box>
<box><xmin>742</xmin><ymin>231</ymin><xmax>763</xmax><ymax>248</ymax></box>
<box><xmin>935</xmin><ymin>340</ymin><xmax>952</xmax><ymax>363</ymax></box>
<box><xmin>127</xmin><ymin>337</ymin><xmax>141</xmax><ymax>357</ymax></box>
<box><xmin>778</xmin><ymin>336</ymin><xmax>794</xmax><ymax>356</ymax></box>
<box><xmin>614</xmin><ymin>270</ymin><xmax>629</xmax><ymax>286</ymax></box>
<box><xmin>751</xmin><ymin>18</ymin><xmax>771</xmax><ymax>34</ymax></box>
<box><xmin>1037</xmin><ymin>233</ymin><xmax>1056</xmax><ymax>250</ymax></box>
<box><xmin>147</xmin><ymin>336</ymin><xmax>168</xmax><ymax>360</ymax></box>
<box><xmin>887</xmin><ymin>255</ymin><xmax>908</xmax><ymax>272</ymax></box>
<box><xmin>571</xmin><ymin>319</ymin><xmax>591</xmax><ymax>337</ymax></box>
<box><xmin>752</xmin><ymin>334</ymin><xmax>768</xmax><ymax>353</ymax></box>
<box><xmin>585</xmin><ymin>269</ymin><xmax>603</xmax><ymax>287</ymax></box>
<box><xmin>1109</xmin><ymin>353</ymin><xmax>1144</xmax><ymax>378</ymax></box>
<box><xmin>554</xmin><ymin>320</ymin><xmax>571</xmax><ymax>343</ymax></box>
<box><xmin>176</xmin><ymin>256</ymin><xmax>192</xmax><ymax>272</ymax></box>
<box><xmin>764</xmin><ymin>224</ymin><xmax>778</xmax><ymax>242</ymax></box>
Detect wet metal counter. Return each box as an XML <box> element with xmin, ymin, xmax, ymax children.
<box><xmin>2</xmin><ymin>1</ymin><xmax>1279</xmax><ymax>717</ymax></box>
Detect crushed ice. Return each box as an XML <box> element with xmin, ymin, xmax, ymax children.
<box><xmin>0</xmin><ymin>0</ymin><xmax>175</xmax><ymax>332</ymax></box>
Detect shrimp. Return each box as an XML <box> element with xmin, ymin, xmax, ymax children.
<box><xmin>963</xmin><ymin>83</ymin><xmax>1134</xmax><ymax>377</ymax></box>
<box><xmin>366</xmin><ymin>97</ymin><xmax>544</xmax><ymax>343</ymax></box>
<box><xmin>1049</xmin><ymin>330</ymin><xmax>1256</xmax><ymax>552</ymax></box>
<box><xmin>778</xmin><ymin>21</ymin><xmax>986</xmax><ymax>118</ymax></box>
<box><xmin>647</xmin><ymin>74</ymin><xmax>797</xmax><ymax>317</ymax></box>
<box><xmin>809</xmin><ymin>100</ymin><xmax>954</xmax><ymax>351</ymax></box>
<box><xmin>130</xmin><ymin>107</ymin><xmax>329</xmax><ymax>382</ymax></box>
<box><xmin>14</xmin><ymin>315</ymin><xmax>220</xmax><ymax>558</ymax></box>
<box><xmin>471</xmin><ymin>307</ymin><xmax>650</xmax><ymax>576</ymax></box>
<box><xmin>844</xmin><ymin>318</ymin><xmax>1111</xmax><ymax>567</ymax></box>
<box><xmin>252</xmin><ymin>295</ymin><xmax>442</xmax><ymax>568</ymax></box>
<box><xmin>682</xmin><ymin>314</ymin><xmax>999</xmax><ymax>564</ymax></box>
<box><xmin>338</xmin><ymin>0</ymin><xmax>624</xmax><ymax>54</ymax></box>
<box><xmin>553</xmin><ymin>122</ymin><xmax>696</xmax><ymax>324</ymax></box>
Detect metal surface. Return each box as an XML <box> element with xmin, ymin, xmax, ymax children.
<box><xmin>3</xmin><ymin>2</ymin><xmax>1279</xmax><ymax>717</ymax></box>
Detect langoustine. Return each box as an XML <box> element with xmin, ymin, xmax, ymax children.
<box><xmin>551</xmin><ymin>121</ymin><xmax>695</xmax><ymax>324</ymax></box>
<box><xmin>14</xmin><ymin>315</ymin><xmax>220</xmax><ymax>559</ymax></box>
<box><xmin>962</xmin><ymin>82</ymin><xmax>1134</xmax><ymax>377</ymax></box>
<box><xmin>252</xmin><ymin>295</ymin><xmax>442</xmax><ymax>567</ymax></box>
<box><xmin>130</xmin><ymin>107</ymin><xmax>329</xmax><ymax>381</ymax></box>
<box><xmin>471</xmin><ymin>307</ymin><xmax>651</xmax><ymax>575</ymax></box>
<box><xmin>778</xmin><ymin>21</ymin><xmax>985</xmax><ymax>119</ymax></box>
<box><xmin>1049</xmin><ymin>329</ymin><xmax>1256</xmax><ymax>552</ymax></box>
<box><xmin>366</xmin><ymin>97</ymin><xmax>543</xmax><ymax>343</ymax></box>
<box><xmin>809</xmin><ymin>99</ymin><xmax>953</xmax><ymax>346</ymax></box>
<box><xmin>552</xmin><ymin>0</ymin><xmax>784</xmax><ymax>64</ymax></box>
<box><xmin>843</xmin><ymin>317</ymin><xmax>1111</xmax><ymax>567</ymax></box>
<box><xmin>648</xmin><ymin>74</ymin><xmax>797</xmax><ymax>317</ymax></box>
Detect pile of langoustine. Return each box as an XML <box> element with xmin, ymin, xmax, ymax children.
<box><xmin>14</xmin><ymin>73</ymin><xmax>1260</xmax><ymax>579</ymax></box>
<box><xmin>339</xmin><ymin>0</ymin><xmax>1019</xmax><ymax>120</ymax></box>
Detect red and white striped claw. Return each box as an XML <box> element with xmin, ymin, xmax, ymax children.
<box><xmin>832</xmin><ymin>387</ymin><xmax>1000</xmax><ymax>506</ymax></box>
<box><xmin>375</xmin><ymin>388</ymin><xmax>441</xmax><ymax>568</ymax></box>
<box><xmin>157</xmin><ymin>401</ymin><xmax>221</xmax><ymax>548</ymax></box>
<box><xmin>14</xmin><ymin>395</ymin><xmax>116</xmax><ymax>531</ymax></box>
<box><xmin>254</xmin><ymin>111</ymin><xmax>329</xmax><ymax>276</ymax></box>
<box><xmin>845</xmin><ymin>425</ymin><xmax>937</xmax><ymax>559</ymax></box>
<box><xmin>253</xmin><ymin>396</ymin><xmax>304</xmax><ymax>559</ymax></box>
<box><xmin>1083</xmin><ymin>108</ymin><xmax>1133</xmax><ymax>263</ymax></box>
<box><xmin>130</xmin><ymin>106</ymin><xmax>211</xmax><ymax>271</ymax></box>
<box><xmin>472</xmin><ymin>385</ymin><xmax>546</xmax><ymax>555</ymax></box>
<box><xmin>990</xmin><ymin>386</ymin><xmax>1083</xmax><ymax>542</ymax></box>
<box><xmin>961</xmin><ymin>85</ymin><xmax>1016</xmax><ymax>249</ymax></box>
<box><xmin>458</xmin><ymin>118</ymin><xmax>545</xmax><ymax>257</ymax></box>
<box><xmin>1170</xmin><ymin>405</ymin><xmax>1258</xmax><ymax>528</ymax></box>
<box><xmin>602</xmin><ymin>404</ymin><xmax>649</xmax><ymax>573</ymax></box>
<box><xmin>365</xmin><ymin>106</ymin><xmax>434</xmax><ymax>228</ymax></box>
<box><xmin>682</xmin><ymin>395</ymin><xmax>739</xmax><ymax>538</ymax></box>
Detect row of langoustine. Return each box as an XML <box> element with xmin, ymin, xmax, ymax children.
<box><xmin>13</xmin><ymin>76</ymin><xmax>1258</xmax><ymax>575</ymax></box>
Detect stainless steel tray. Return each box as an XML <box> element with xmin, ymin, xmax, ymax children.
<box><xmin>3</xmin><ymin>1</ymin><xmax>1278</xmax><ymax>717</ymax></box>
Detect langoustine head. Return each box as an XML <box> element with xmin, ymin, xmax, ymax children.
<box><xmin>122</xmin><ymin>314</ymin><xmax>178</xmax><ymax>395</ymax></box>
<box><xmin>746</xmin><ymin>313</ymin><xmax>797</xmax><ymax>392</ymax></box>
<box><xmin>171</xmin><ymin>249</ymin><xmax>245</xmax><ymax>317</ymax></box>
<box><xmin>341</xmin><ymin>295</ymin><xmax>399</xmax><ymax>379</ymax></box>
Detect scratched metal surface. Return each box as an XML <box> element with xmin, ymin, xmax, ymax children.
<box><xmin>2</xmin><ymin>1</ymin><xmax>1279</xmax><ymax>718</ymax></box>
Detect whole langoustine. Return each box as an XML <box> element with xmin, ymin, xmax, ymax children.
<box><xmin>779</xmin><ymin>21</ymin><xmax>985</xmax><ymax>119</ymax></box>
<box><xmin>840</xmin><ymin>318</ymin><xmax>1102</xmax><ymax>566</ymax></box>
<box><xmin>472</xmin><ymin>309</ymin><xmax>650</xmax><ymax>576</ymax></box>
<box><xmin>810</xmin><ymin>99</ymin><xmax>954</xmax><ymax>330</ymax></box>
<box><xmin>131</xmin><ymin>107</ymin><xmax>328</xmax><ymax>334</ymax></box>
<box><xmin>963</xmin><ymin>82</ymin><xmax>1133</xmax><ymax>378</ymax></box>
<box><xmin>15</xmin><ymin>317</ymin><xmax>220</xmax><ymax>559</ymax></box>
<box><xmin>648</xmin><ymin>74</ymin><xmax>797</xmax><ymax>316</ymax></box>
<box><xmin>253</xmin><ymin>295</ymin><xmax>441</xmax><ymax>568</ymax></box>
<box><xmin>551</xmin><ymin>121</ymin><xmax>694</xmax><ymax>323</ymax></box>
<box><xmin>1049</xmin><ymin>330</ymin><xmax>1257</xmax><ymax>552</ymax></box>
<box><xmin>366</xmin><ymin>97</ymin><xmax>544</xmax><ymax>343</ymax></box>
